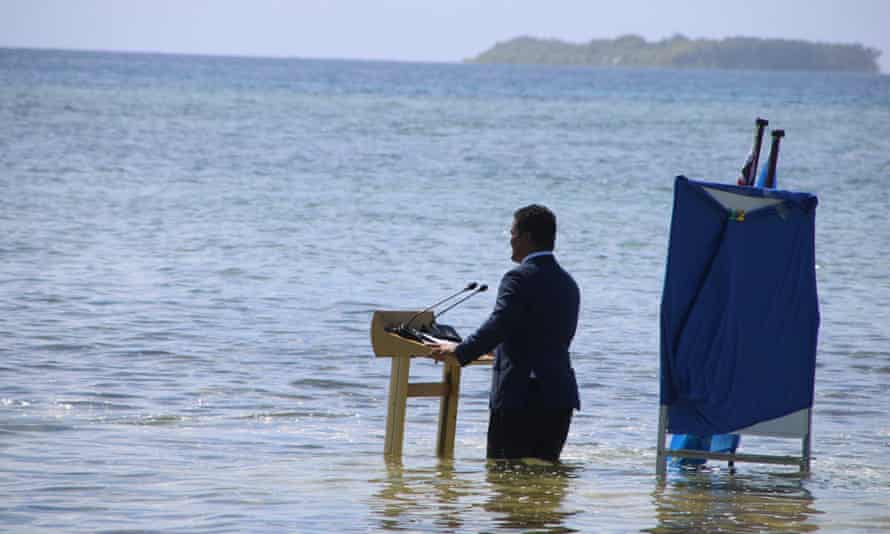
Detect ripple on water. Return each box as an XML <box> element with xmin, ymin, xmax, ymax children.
<box><xmin>55</xmin><ymin>398</ymin><xmax>141</xmax><ymax>411</ymax></box>
<box><xmin>111</xmin><ymin>415</ymin><xmax>187</xmax><ymax>426</ymax></box>
<box><xmin>0</xmin><ymin>422</ymin><xmax>74</xmax><ymax>433</ymax></box>
<box><xmin>290</xmin><ymin>378</ymin><xmax>374</xmax><ymax>390</ymax></box>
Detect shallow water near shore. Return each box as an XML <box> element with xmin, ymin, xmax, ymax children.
<box><xmin>2</xmin><ymin>48</ymin><xmax>889</xmax><ymax>532</ymax></box>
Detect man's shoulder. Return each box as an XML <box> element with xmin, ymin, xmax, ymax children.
<box><xmin>505</xmin><ymin>261</ymin><xmax>538</xmax><ymax>279</ymax></box>
<box><xmin>501</xmin><ymin>264</ymin><xmax>528</xmax><ymax>285</ymax></box>
<box><xmin>502</xmin><ymin>254</ymin><xmax>572</xmax><ymax>284</ymax></box>
<box><xmin>522</xmin><ymin>258</ymin><xmax>579</xmax><ymax>292</ymax></box>
<box><xmin>502</xmin><ymin>259</ymin><xmax>560</xmax><ymax>287</ymax></box>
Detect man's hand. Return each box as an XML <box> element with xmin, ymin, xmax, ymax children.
<box><xmin>424</xmin><ymin>340</ymin><xmax>460</xmax><ymax>365</ymax></box>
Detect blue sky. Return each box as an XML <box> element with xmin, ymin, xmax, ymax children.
<box><xmin>2</xmin><ymin>0</ymin><xmax>888</xmax><ymax>72</ymax></box>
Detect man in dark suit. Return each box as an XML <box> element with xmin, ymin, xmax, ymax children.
<box><xmin>427</xmin><ymin>204</ymin><xmax>581</xmax><ymax>462</ymax></box>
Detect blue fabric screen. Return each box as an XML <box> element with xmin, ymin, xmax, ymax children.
<box><xmin>660</xmin><ymin>176</ymin><xmax>819</xmax><ymax>436</ymax></box>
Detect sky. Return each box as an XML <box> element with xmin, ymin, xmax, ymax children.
<box><xmin>1</xmin><ymin>0</ymin><xmax>888</xmax><ymax>72</ymax></box>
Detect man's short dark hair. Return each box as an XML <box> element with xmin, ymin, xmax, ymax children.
<box><xmin>514</xmin><ymin>204</ymin><xmax>556</xmax><ymax>250</ymax></box>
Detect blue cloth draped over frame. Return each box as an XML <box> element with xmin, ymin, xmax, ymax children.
<box><xmin>660</xmin><ymin>176</ymin><xmax>819</xmax><ymax>436</ymax></box>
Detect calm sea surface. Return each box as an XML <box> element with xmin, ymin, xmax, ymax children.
<box><xmin>2</xmin><ymin>48</ymin><xmax>889</xmax><ymax>533</ymax></box>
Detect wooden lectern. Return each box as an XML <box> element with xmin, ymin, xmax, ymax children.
<box><xmin>370</xmin><ymin>310</ymin><xmax>492</xmax><ymax>458</ymax></box>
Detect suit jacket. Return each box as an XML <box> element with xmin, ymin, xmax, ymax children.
<box><xmin>455</xmin><ymin>254</ymin><xmax>581</xmax><ymax>411</ymax></box>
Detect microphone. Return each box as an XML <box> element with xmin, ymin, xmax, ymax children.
<box><xmin>400</xmin><ymin>282</ymin><xmax>478</xmax><ymax>331</ymax></box>
<box><xmin>434</xmin><ymin>284</ymin><xmax>488</xmax><ymax>319</ymax></box>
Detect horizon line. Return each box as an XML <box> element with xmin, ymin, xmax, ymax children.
<box><xmin>2</xmin><ymin>44</ymin><xmax>885</xmax><ymax>75</ymax></box>
<box><xmin>0</xmin><ymin>44</ymin><xmax>465</xmax><ymax>66</ymax></box>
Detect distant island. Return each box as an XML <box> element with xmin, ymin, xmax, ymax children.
<box><xmin>468</xmin><ymin>34</ymin><xmax>881</xmax><ymax>73</ymax></box>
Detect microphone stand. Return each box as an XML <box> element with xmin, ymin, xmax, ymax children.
<box><xmin>386</xmin><ymin>283</ymin><xmax>478</xmax><ymax>343</ymax></box>
<box><xmin>434</xmin><ymin>285</ymin><xmax>488</xmax><ymax>319</ymax></box>
<box><xmin>424</xmin><ymin>285</ymin><xmax>489</xmax><ymax>342</ymax></box>
<box><xmin>402</xmin><ymin>282</ymin><xmax>477</xmax><ymax>331</ymax></box>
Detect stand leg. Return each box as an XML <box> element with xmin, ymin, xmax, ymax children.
<box><xmin>436</xmin><ymin>361</ymin><xmax>462</xmax><ymax>458</ymax></box>
<box><xmin>384</xmin><ymin>356</ymin><xmax>411</xmax><ymax>457</ymax></box>
<box><xmin>801</xmin><ymin>432</ymin><xmax>812</xmax><ymax>475</ymax></box>
<box><xmin>801</xmin><ymin>407</ymin><xmax>813</xmax><ymax>475</ymax></box>
<box><xmin>656</xmin><ymin>405</ymin><xmax>667</xmax><ymax>479</ymax></box>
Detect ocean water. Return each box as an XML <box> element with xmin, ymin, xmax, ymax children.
<box><xmin>1</xmin><ymin>48</ymin><xmax>889</xmax><ymax>533</ymax></box>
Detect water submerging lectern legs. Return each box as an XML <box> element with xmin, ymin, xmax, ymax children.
<box><xmin>371</xmin><ymin>310</ymin><xmax>491</xmax><ymax>458</ymax></box>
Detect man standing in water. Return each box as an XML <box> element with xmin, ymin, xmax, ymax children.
<box><xmin>427</xmin><ymin>204</ymin><xmax>581</xmax><ymax>462</ymax></box>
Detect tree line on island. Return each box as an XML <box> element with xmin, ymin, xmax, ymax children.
<box><xmin>468</xmin><ymin>34</ymin><xmax>881</xmax><ymax>72</ymax></box>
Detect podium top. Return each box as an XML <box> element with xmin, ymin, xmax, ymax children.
<box><xmin>371</xmin><ymin>310</ymin><xmax>434</xmax><ymax>358</ymax></box>
<box><xmin>370</xmin><ymin>310</ymin><xmax>493</xmax><ymax>364</ymax></box>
